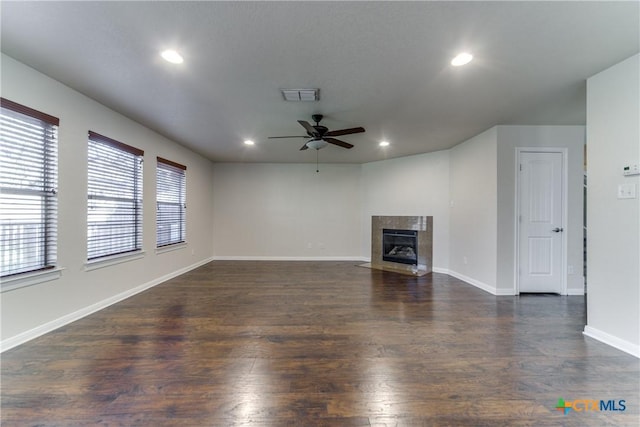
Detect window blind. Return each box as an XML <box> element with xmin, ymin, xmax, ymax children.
<box><xmin>156</xmin><ymin>157</ymin><xmax>186</xmax><ymax>247</ymax></box>
<box><xmin>0</xmin><ymin>98</ymin><xmax>59</xmax><ymax>278</ymax></box>
<box><xmin>87</xmin><ymin>131</ymin><xmax>143</xmax><ymax>260</ymax></box>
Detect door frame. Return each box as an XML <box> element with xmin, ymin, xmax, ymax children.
<box><xmin>514</xmin><ymin>147</ymin><xmax>569</xmax><ymax>295</ymax></box>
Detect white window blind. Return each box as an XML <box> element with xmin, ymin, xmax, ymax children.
<box><xmin>0</xmin><ymin>98</ymin><xmax>59</xmax><ymax>278</ymax></box>
<box><xmin>156</xmin><ymin>157</ymin><xmax>186</xmax><ymax>247</ymax></box>
<box><xmin>87</xmin><ymin>131</ymin><xmax>143</xmax><ymax>260</ymax></box>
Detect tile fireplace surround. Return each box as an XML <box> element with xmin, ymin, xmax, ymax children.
<box><xmin>369</xmin><ymin>216</ymin><xmax>433</xmax><ymax>276</ymax></box>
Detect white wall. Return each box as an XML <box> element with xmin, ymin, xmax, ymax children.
<box><xmin>211</xmin><ymin>151</ymin><xmax>451</xmax><ymax>268</ymax></box>
<box><xmin>361</xmin><ymin>150</ymin><xmax>450</xmax><ymax>270</ymax></box>
<box><xmin>448</xmin><ymin>128</ymin><xmax>498</xmax><ymax>292</ymax></box>
<box><xmin>1</xmin><ymin>55</ymin><xmax>215</xmax><ymax>348</ymax></box>
<box><xmin>585</xmin><ymin>54</ymin><xmax>639</xmax><ymax>357</ymax></box>
<box><xmin>496</xmin><ymin>126</ymin><xmax>585</xmax><ymax>294</ymax></box>
<box><xmin>212</xmin><ymin>163</ymin><xmax>363</xmax><ymax>259</ymax></box>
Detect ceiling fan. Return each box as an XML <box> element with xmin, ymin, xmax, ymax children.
<box><xmin>268</xmin><ymin>114</ymin><xmax>365</xmax><ymax>150</ymax></box>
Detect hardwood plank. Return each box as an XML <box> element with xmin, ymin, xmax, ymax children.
<box><xmin>1</xmin><ymin>261</ymin><xmax>638</xmax><ymax>426</ymax></box>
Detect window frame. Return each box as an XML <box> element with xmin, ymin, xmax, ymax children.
<box><xmin>156</xmin><ymin>157</ymin><xmax>186</xmax><ymax>249</ymax></box>
<box><xmin>87</xmin><ymin>131</ymin><xmax>144</xmax><ymax>262</ymax></box>
<box><xmin>0</xmin><ymin>98</ymin><xmax>59</xmax><ymax>283</ymax></box>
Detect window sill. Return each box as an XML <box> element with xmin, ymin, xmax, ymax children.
<box><xmin>155</xmin><ymin>242</ymin><xmax>187</xmax><ymax>255</ymax></box>
<box><xmin>1</xmin><ymin>268</ymin><xmax>64</xmax><ymax>293</ymax></box>
<box><xmin>85</xmin><ymin>251</ymin><xmax>145</xmax><ymax>272</ymax></box>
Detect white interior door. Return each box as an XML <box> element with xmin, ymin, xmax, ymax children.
<box><xmin>518</xmin><ymin>151</ymin><xmax>565</xmax><ymax>294</ymax></box>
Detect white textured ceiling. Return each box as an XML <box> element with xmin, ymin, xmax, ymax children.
<box><xmin>1</xmin><ymin>1</ymin><xmax>638</xmax><ymax>163</ymax></box>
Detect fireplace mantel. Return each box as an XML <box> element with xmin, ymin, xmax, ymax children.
<box><xmin>369</xmin><ymin>216</ymin><xmax>433</xmax><ymax>276</ymax></box>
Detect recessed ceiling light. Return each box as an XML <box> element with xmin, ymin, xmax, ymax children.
<box><xmin>379</xmin><ymin>141</ymin><xmax>390</xmax><ymax>147</ymax></box>
<box><xmin>161</xmin><ymin>49</ymin><xmax>183</xmax><ymax>64</ymax></box>
<box><xmin>451</xmin><ymin>52</ymin><xmax>473</xmax><ymax>66</ymax></box>
<box><xmin>244</xmin><ymin>140</ymin><xmax>255</xmax><ymax>146</ymax></box>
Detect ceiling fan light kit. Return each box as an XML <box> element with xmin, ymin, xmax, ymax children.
<box><xmin>306</xmin><ymin>139</ymin><xmax>328</xmax><ymax>150</ymax></box>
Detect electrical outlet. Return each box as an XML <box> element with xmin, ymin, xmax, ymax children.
<box><xmin>568</xmin><ymin>265</ymin><xmax>574</xmax><ymax>275</ymax></box>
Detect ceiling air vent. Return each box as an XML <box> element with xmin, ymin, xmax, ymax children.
<box><xmin>281</xmin><ymin>88</ymin><xmax>319</xmax><ymax>102</ymax></box>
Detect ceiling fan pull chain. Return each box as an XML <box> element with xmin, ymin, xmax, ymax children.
<box><xmin>316</xmin><ymin>150</ymin><xmax>320</xmax><ymax>173</ymax></box>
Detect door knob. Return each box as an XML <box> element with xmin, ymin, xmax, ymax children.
<box><xmin>552</xmin><ymin>227</ymin><xmax>564</xmax><ymax>233</ymax></box>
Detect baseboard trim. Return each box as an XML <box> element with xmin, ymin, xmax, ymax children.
<box><xmin>446</xmin><ymin>269</ymin><xmax>514</xmax><ymax>295</ymax></box>
<box><xmin>211</xmin><ymin>256</ymin><xmax>369</xmax><ymax>262</ymax></box>
<box><xmin>566</xmin><ymin>276</ymin><xmax>586</xmax><ymax>296</ymax></box>
<box><xmin>494</xmin><ymin>288</ymin><xmax>516</xmax><ymax>296</ymax></box>
<box><xmin>447</xmin><ymin>269</ymin><xmax>497</xmax><ymax>294</ymax></box>
<box><xmin>0</xmin><ymin>256</ymin><xmax>215</xmax><ymax>353</ymax></box>
<box><xmin>583</xmin><ymin>326</ymin><xmax>640</xmax><ymax>358</ymax></box>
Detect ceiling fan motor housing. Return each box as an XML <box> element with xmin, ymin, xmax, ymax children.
<box><xmin>309</xmin><ymin>114</ymin><xmax>328</xmax><ymax>137</ymax></box>
<box><xmin>312</xmin><ymin>125</ymin><xmax>328</xmax><ymax>137</ymax></box>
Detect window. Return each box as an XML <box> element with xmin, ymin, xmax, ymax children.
<box><xmin>156</xmin><ymin>157</ymin><xmax>186</xmax><ymax>247</ymax></box>
<box><xmin>0</xmin><ymin>98</ymin><xmax>59</xmax><ymax>278</ymax></box>
<box><xmin>87</xmin><ymin>131</ymin><xmax>143</xmax><ymax>260</ymax></box>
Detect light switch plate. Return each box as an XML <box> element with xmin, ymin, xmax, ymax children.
<box><xmin>617</xmin><ymin>183</ymin><xmax>637</xmax><ymax>199</ymax></box>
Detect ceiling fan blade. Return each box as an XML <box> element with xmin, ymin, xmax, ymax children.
<box><xmin>324</xmin><ymin>137</ymin><xmax>354</xmax><ymax>149</ymax></box>
<box><xmin>299</xmin><ymin>142</ymin><xmax>309</xmax><ymax>151</ymax></box>
<box><xmin>298</xmin><ymin>120</ymin><xmax>317</xmax><ymax>135</ymax></box>
<box><xmin>267</xmin><ymin>136</ymin><xmax>308</xmax><ymax>139</ymax></box>
<box><xmin>325</xmin><ymin>126</ymin><xmax>365</xmax><ymax>137</ymax></box>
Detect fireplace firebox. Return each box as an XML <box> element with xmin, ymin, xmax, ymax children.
<box><xmin>382</xmin><ymin>229</ymin><xmax>418</xmax><ymax>265</ymax></box>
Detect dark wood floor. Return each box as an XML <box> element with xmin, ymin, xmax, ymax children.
<box><xmin>1</xmin><ymin>261</ymin><xmax>638</xmax><ymax>426</ymax></box>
